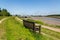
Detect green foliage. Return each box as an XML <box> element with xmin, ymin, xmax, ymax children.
<box><xmin>0</xmin><ymin>8</ymin><xmax>11</xmax><ymax>16</ymax></box>
<box><xmin>0</xmin><ymin>8</ymin><xmax>1</xmax><ymax>12</ymax></box>
<box><xmin>47</xmin><ymin>14</ymin><xmax>60</xmax><ymax>16</ymax></box>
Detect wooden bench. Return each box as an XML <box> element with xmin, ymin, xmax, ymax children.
<box><xmin>23</xmin><ymin>20</ymin><xmax>41</xmax><ymax>33</ymax></box>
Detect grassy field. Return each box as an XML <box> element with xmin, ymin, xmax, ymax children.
<box><xmin>0</xmin><ymin>16</ymin><xmax>6</xmax><ymax>20</ymax></box>
<box><xmin>41</xmin><ymin>28</ymin><xmax>60</xmax><ymax>39</ymax></box>
<box><xmin>0</xmin><ymin>17</ymin><xmax>55</xmax><ymax>40</ymax></box>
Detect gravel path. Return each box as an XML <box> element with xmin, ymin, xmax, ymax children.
<box><xmin>42</xmin><ymin>25</ymin><xmax>60</xmax><ymax>32</ymax></box>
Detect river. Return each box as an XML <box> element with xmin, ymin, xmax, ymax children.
<box><xmin>31</xmin><ymin>17</ymin><xmax>60</xmax><ymax>26</ymax></box>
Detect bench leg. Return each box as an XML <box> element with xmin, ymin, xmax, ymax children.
<box><xmin>39</xmin><ymin>25</ymin><xmax>41</xmax><ymax>34</ymax></box>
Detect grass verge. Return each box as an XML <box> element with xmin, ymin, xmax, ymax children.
<box><xmin>0</xmin><ymin>17</ymin><xmax>55</xmax><ymax>40</ymax></box>
<box><xmin>0</xmin><ymin>16</ymin><xmax>6</xmax><ymax>20</ymax></box>
<box><xmin>41</xmin><ymin>27</ymin><xmax>60</xmax><ymax>39</ymax></box>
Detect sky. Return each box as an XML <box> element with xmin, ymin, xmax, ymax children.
<box><xmin>0</xmin><ymin>0</ymin><xmax>60</xmax><ymax>15</ymax></box>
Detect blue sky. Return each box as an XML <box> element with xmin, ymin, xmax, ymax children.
<box><xmin>0</xmin><ymin>0</ymin><xmax>60</xmax><ymax>15</ymax></box>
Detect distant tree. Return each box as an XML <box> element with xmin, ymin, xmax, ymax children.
<box><xmin>15</xmin><ymin>15</ymin><xmax>18</xmax><ymax>16</ymax></box>
<box><xmin>6</xmin><ymin>12</ymin><xmax>11</xmax><ymax>16</ymax></box>
<box><xmin>0</xmin><ymin>8</ymin><xmax>1</xmax><ymax>12</ymax></box>
<box><xmin>0</xmin><ymin>8</ymin><xmax>11</xmax><ymax>16</ymax></box>
<box><xmin>0</xmin><ymin>8</ymin><xmax>2</xmax><ymax>16</ymax></box>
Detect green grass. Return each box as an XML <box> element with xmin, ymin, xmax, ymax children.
<box><xmin>0</xmin><ymin>17</ymin><xmax>55</xmax><ymax>40</ymax></box>
<box><xmin>0</xmin><ymin>16</ymin><xmax>6</xmax><ymax>20</ymax></box>
<box><xmin>23</xmin><ymin>18</ymin><xmax>60</xmax><ymax>39</ymax></box>
<box><xmin>41</xmin><ymin>28</ymin><xmax>60</xmax><ymax>39</ymax></box>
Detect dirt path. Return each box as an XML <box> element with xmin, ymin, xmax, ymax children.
<box><xmin>0</xmin><ymin>28</ymin><xmax>6</xmax><ymax>40</ymax></box>
<box><xmin>0</xmin><ymin>18</ymin><xmax>8</xmax><ymax>24</ymax></box>
<box><xmin>0</xmin><ymin>17</ymin><xmax>8</xmax><ymax>40</ymax></box>
<box><xmin>15</xmin><ymin>17</ymin><xmax>22</xmax><ymax>21</ymax></box>
<box><xmin>42</xmin><ymin>25</ymin><xmax>60</xmax><ymax>32</ymax></box>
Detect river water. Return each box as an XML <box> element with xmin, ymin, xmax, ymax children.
<box><xmin>31</xmin><ymin>17</ymin><xmax>60</xmax><ymax>26</ymax></box>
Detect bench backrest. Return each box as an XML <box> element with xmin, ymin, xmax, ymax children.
<box><xmin>23</xmin><ymin>20</ymin><xmax>41</xmax><ymax>33</ymax></box>
<box><xmin>23</xmin><ymin>20</ymin><xmax>35</xmax><ymax>30</ymax></box>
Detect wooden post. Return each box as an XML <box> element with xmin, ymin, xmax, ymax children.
<box><xmin>33</xmin><ymin>22</ymin><xmax>35</xmax><ymax>32</ymax></box>
<box><xmin>35</xmin><ymin>24</ymin><xmax>41</xmax><ymax>33</ymax></box>
<box><xmin>39</xmin><ymin>25</ymin><xmax>41</xmax><ymax>34</ymax></box>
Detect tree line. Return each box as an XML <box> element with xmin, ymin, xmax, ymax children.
<box><xmin>0</xmin><ymin>8</ymin><xmax>11</xmax><ymax>16</ymax></box>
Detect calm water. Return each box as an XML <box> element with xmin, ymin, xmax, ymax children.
<box><xmin>31</xmin><ymin>17</ymin><xmax>60</xmax><ymax>25</ymax></box>
<box><xmin>40</xmin><ymin>17</ymin><xmax>60</xmax><ymax>22</ymax></box>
